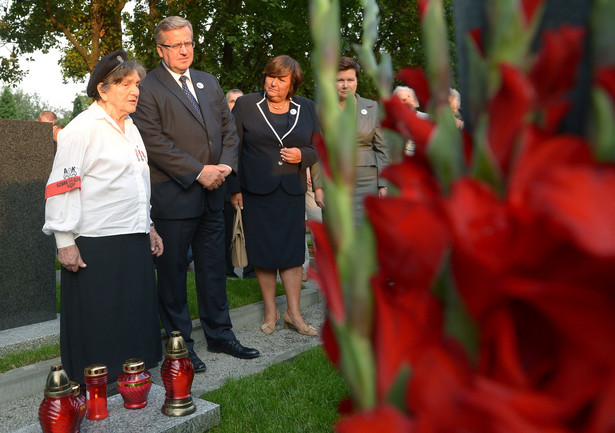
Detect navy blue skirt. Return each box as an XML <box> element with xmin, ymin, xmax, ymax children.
<box><xmin>242</xmin><ymin>186</ymin><xmax>305</xmax><ymax>270</ymax></box>
<box><xmin>60</xmin><ymin>233</ymin><xmax>162</xmax><ymax>383</ymax></box>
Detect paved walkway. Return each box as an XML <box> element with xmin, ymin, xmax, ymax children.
<box><xmin>0</xmin><ymin>281</ymin><xmax>325</xmax><ymax>433</ymax></box>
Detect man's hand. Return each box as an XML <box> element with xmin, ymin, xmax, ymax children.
<box><xmin>197</xmin><ymin>165</ymin><xmax>225</xmax><ymax>190</ymax></box>
<box><xmin>215</xmin><ymin>165</ymin><xmax>232</xmax><ymax>177</ymax></box>
<box><xmin>231</xmin><ymin>192</ymin><xmax>243</xmax><ymax>210</ymax></box>
<box><xmin>57</xmin><ymin>245</ymin><xmax>87</xmax><ymax>273</ymax></box>
<box><xmin>150</xmin><ymin>226</ymin><xmax>164</xmax><ymax>257</ymax></box>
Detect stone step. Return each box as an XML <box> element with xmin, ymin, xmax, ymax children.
<box><xmin>15</xmin><ymin>384</ymin><xmax>220</xmax><ymax>433</ymax></box>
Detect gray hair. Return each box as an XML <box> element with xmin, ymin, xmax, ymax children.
<box><xmin>155</xmin><ymin>16</ymin><xmax>193</xmax><ymax>45</ymax></box>
<box><xmin>449</xmin><ymin>88</ymin><xmax>460</xmax><ymax>107</ymax></box>
<box><xmin>94</xmin><ymin>61</ymin><xmax>146</xmax><ymax>101</ymax></box>
<box><xmin>226</xmin><ymin>89</ymin><xmax>243</xmax><ymax>98</ymax></box>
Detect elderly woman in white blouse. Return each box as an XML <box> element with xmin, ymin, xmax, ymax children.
<box><xmin>43</xmin><ymin>50</ymin><xmax>163</xmax><ymax>384</ymax></box>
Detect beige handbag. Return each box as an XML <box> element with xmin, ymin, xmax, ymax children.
<box><xmin>231</xmin><ymin>208</ymin><xmax>248</xmax><ymax>268</ymax></box>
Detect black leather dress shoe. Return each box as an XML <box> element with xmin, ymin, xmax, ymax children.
<box><xmin>188</xmin><ymin>350</ymin><xmax>207</xmax><ymax>373</ymax></box>
<box><xmin>207</xmin><ymin>339</ymin><xmax>260</xmax><ymax>359</ymax></box>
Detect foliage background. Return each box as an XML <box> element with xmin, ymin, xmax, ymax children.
<box><xmin>0</xmin><ymin>0</ymin><xmax>456</xmax><ymax>115</ymax></box>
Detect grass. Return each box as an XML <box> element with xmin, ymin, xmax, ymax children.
<box><xmin>5</xmin><ymin>273</ymin><xmax>286</xmax><ymax>373</ymax></box>
<box><xmin>202</xmin><ymin>346</ymin><xmax>348</xmax><ymax>433</ymax></box>
<box><xmin>0</xmin><ymin>345</ymin><xmax>61</xmax><ymax>373</ymax></box>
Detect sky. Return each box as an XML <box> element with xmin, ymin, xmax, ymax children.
<box><xmin>17</xmin><ymin>49</ymin><xmax>87</xmax><ymax>112</ymax></box>
<box><xmin>5</xmin><ymin>0</ymin><xmax>137</xmax><ymax>113</ymax></box>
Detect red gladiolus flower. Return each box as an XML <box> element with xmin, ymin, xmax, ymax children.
<box><xmin>310</xmin><ymin>221</ymin><xmax>345</xmax><ymax>322</ymax></box>
<box><xmin>509</xmin><ymin>128</ymin><xmax>615</xmax><ymax>258</ymax></box>
<box><xmin>380</xmin><ymin>161</ymin><xmax>441</xmax><ymax>201</ymax></box>
<box><xmin>397</xmin><ymin>67</ymin><xmax>431</xmax><ymax>109</ymax></box>
<box><xmin>521</xmin><ymin>0</ymin><xmax>545</xmax><ymax>25</ymax></box>
<box><xmin>408</xmin><ymin>342</ymin><xmax>478</xmax><ymax>432</ymax></box>
<box><xmin>382</xmin><ymin>96</ymin><xmax>435</xmax><ymax>154</ymax></box>
<box><xmin>365</xmin><ymin>193</ymin><xmax>449</xmax><ymax>290</ymax></box>
<box><xmin>312</xmin><ymin>133</ymin><xmax>332</xmax><ymax>178</ymax></box>
<box><xmin>529</xmin><ymin>26</ymin><xmax>585</xmax><ymax>132</ymax></box>
<box><xmin>487</xmin><ymin>64</ymin><xmax>533</xmax><ymax>175</ymax></box>
<box><xmin>321</xmin><ymin>316</ymin><xmax>340</xmax><ymax>366</ymax></box>
<box><xmin>372</xmin><ymin>276</ymin><xmax>444</xmax><ymax>398</ymax></box>
<box><xmin>416</xmin><ymin>0</ymin><xmax>429</xmax><ymax>21</ymax></box>
<box><xmin>469</xmin><ymin>28</ymin><xmax>484</xmax><ymax>55</ymax></box>
<box><xmin>336</xmin><ymin>404</ymin><xmax>416</xmax><ymax>433</ymax></box>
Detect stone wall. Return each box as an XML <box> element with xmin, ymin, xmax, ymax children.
<box><xmin>0</xmin><ymin>119</ymin><xmax>56</xmax><ymax>330</ymax></box>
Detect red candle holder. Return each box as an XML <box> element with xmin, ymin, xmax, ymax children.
<box><xmin>70</xmin><ymin>381</ymin><xmax>86</xmax><ymax>432</ymax></box>
<box><xmin>38</xmin><ymin>364</ymin><xmax>80</xmax><ymax>433</ymax></box>
<box><xmin>84</xmin><ymin>364</ymin><xmax>108</xmax><ymax>420</ymax></box>
<box><xmin>160</xmin><ymin>331</ymin><xmax>196</xmax><ymax>416</ymax></box>
<box><xmin>117</xmin><ymin>358</ymin><xmax>152</xmax><ymax>409</ymax></box>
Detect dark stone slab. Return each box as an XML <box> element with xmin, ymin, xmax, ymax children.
<box><xmin>0</xmin><ymin>119</ymin><xmax>56</xmax><ymax>330</ymax></box>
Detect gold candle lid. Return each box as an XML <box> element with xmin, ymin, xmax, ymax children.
<box><xmin>84</xmin><ymin>364</ymin><xmax>108</xmax><ymax>377</ymax></box>
<box><xmin>44</xmin><ymin>364</ymin><xmax>73</xmax><ymax>398</ymax></box>
<box><xmin>122</xmin><ymin>358</ymin><xmax>145</xmax><ymax>373</ymax></box>
<box><xmin>165</xmin><ymin>331</ymin><xmax>189</xmax><ymax>359</ymax></box>
<box><xmin>70</xmin><ymin>381</ymin><xmax>81</xmax><ymax>397</ymax></box>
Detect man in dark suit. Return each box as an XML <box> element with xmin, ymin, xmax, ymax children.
<box><xmin>132</xmin><ymin>16</ymin><xmax>259</xmax><ymax>372</ymax></box>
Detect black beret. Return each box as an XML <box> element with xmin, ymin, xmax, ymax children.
<box><xmin>86</xmin><ymin>50</ymin><xmax>129</xmax><ymax>97</ymax></box>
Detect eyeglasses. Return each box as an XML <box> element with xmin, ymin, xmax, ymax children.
<box><xmin>158</xmin><ymin>41</ymin><xmax>195</xmax><ymax>51</ymax></box>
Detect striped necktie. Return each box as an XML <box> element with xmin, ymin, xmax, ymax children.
<box><xmin>179</xmin><ymin>75</ymin><xmax>204</xmax><ymax>120</ymax></box>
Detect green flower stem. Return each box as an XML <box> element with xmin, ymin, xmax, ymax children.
<box><xmin>310</xmin><ymin>0</ymin><xmax>378</xmax><ymax>411</ymax></box>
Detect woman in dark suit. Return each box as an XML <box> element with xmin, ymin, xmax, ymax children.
<box><xmin>229</xmin><ymin>55</ymin><xmax>319</xmax><ymax>336</ymax></box>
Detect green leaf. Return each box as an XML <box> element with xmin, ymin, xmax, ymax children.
<box><xmin>591</xmin><ymin>0</ymin><xmax>615</xmax><ymax>66</ymax></box>
<box><xmin>426</xmin><ymin>105</ymin><xmax>465</xmax><ymax>191</ymax></box>
<box><xmin>590</xmin><ymin>87</ymin><xmax>615</xmax><ymax>162</ymax></box>
<box><xmin>432</xmin><ymin>256</ymin><xmax>479</xmax><ymax>363</ymax></box>
<box><xmin>470</xmin><ymin>114</ymin><xmax>504</xmax><ymax>194</ymax></box>
<box><xmin>385</xmin><ymin>364</ymin><xmax>412</xmax><ymax>411</ymax></box>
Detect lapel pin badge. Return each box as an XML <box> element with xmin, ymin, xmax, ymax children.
<box><xmin>360</xmin><ymin>108</ymin><xmax>368</xmax><ymax>115</ymax></box>
<box><xmin>196</xmin><ymin>82</ymin><xmax>204</xmax><ymax>89</ymax></box>
<box><xmin>290</xmin><ymin>108</ymin><xmax>297</xmax><ymax>115</ymax></box>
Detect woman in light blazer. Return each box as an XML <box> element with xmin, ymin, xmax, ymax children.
<box><xmin>313</xmin><ymin>56</ymin><xmax>389</xmax><ymax>226</ymax></box>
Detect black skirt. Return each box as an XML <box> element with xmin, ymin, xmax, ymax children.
<box><xmin>60</xmin><ymin>233</ymin><xmax>162</xmax><ymax>384</ymax></box>
<box><xmin>243</xmin><ymin>186</ymin><xmax>305</xmax><ymax>270</ymax></box>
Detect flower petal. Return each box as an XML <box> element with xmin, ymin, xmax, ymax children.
<box><xmin>310</xmin><ymin>221</ymin><xmax>345</xmax><ymax>322</ymax></box>
<box><xmin>487</xmin><ymin>64</ymin><xmax>534</xmax><ymax>174</ymax></box>
<box><xmin>382</xmin><ymin>96</ymin><xmax>435</xmax><ymax>153</ymax></box>
<box><xmin>397</xmin><ymin>67</ymin><xmax>431</xmax><ymax>109</ymax></box>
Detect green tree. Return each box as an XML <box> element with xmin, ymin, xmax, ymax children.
<box><xmin>1</xmin><ymin>0</ymin><xmax>451</xmax><ymax>100</ymax></box>
<box><xmin>70</xmin><ymin>94</ymin><xmax>88</xmax><ymax>121</ymax></box>
<box><xmin>12</xmin><ymin>88</ymin><xmax>45</xmax><ymax>121</ymax></box>
<box><xmin>0</xmin><ymin>86</ymin><xmax>18</xmax><ymax>119</ymax></box>
<box><xmin>0</xmin><ymin>0</ymin><xmax>126</xmax><ymax>83</ymax></box>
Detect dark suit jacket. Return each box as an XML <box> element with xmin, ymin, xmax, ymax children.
<box><xmin>132</xmin><ymin>63</ymin><xmax>239</xmax><ymax>219</ymax></box>
<box><xmin>228</xmin><ymin>92</ymin><xmax>319</xmax><ymax>196</ymax></box>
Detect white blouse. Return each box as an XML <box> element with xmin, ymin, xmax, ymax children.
<box><xmin>43</xmin><ymin>103</ymin><xmax>152</xmax><ymax>249</ymax></box>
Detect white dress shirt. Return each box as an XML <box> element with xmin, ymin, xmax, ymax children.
<box><xmin>43</xmin><ymin>103</ymin><xmax>152</xmax><ymax>248</ymax></box>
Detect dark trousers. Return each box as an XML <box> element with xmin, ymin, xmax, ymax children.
<box><xmin>223</xmin><ymin>200</ymin><xmax>235</xmax><ymax>275</ymax></box>
<box><xmin>154</xmin><ymin>209</ymin><xmax>235</xmax><ymax>352</ymax></box>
